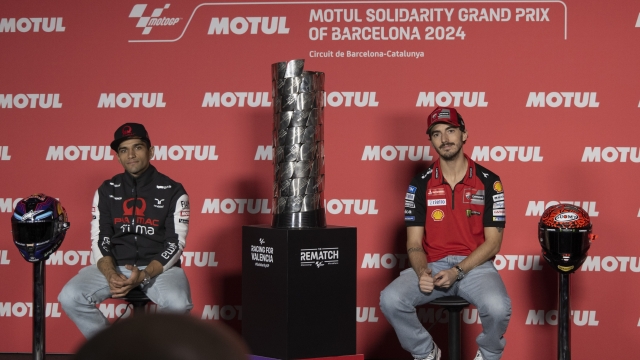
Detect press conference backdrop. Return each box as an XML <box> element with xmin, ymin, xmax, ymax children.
<box><xmin>1</xmin><ymin>0</ymin><xmax>638</xmax><ymax>358</ymax></box>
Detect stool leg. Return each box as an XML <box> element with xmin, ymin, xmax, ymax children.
<box><xmin>448</xmin><ymin>307</ymin><xmax>463</xmax><ymax>360</ymax></box>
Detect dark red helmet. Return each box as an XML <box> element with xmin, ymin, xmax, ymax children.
<box><xmin>538</xmin><ymin>204</ymin><xmax>595</xmax><ymax>273</ymax></box>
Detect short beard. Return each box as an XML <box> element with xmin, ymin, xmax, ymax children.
<box><xmin>437</xmin><ymin>143</ymin><xmax>463</xmax><ymax>161</ymax></box>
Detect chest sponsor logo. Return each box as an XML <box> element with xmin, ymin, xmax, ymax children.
<box><xmin>431</xmin><ymin>209</ymin><xmax>445</xmax><ymax>221</ymax></box>
<box><xmin>427</xmin><ymin>199</ymin><xmax>446</xmax><ymax>206</ymax></box>
<box><xmin>466</xmin><ymin>210</ymin><xmax>481</xmax><ymax>217</ymax></box>
<box><xmin>463</xmin><ymin>189</ymin><xmax>485</xmax><ymax>205</ymax></box>
<box><xmin>493</xmin><ymin>181</ymin><xmax>503</xmax><ymax>193</ymax></box>
<box><xmin>114</xmin><ymin>198</ymin><xmax>160</xmax><ymax>230</ymax></box>
<box><xmin>427</xmin><ymin>188</ymin><xmax>445</xmax><ymax>196</ymax></box>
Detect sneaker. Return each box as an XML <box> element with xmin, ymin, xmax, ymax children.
<box><xmin>415</xmin><ymin>344</ymin><xmax>441</xmax><ymax>360</ymax></box>
<box><xmin>474</xmin><ymin>349</ymin><xmax>484</xmax><ymax>359</ymax></box>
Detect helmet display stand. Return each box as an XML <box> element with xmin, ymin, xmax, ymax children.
<box><xmin>10</xmin><ymin>193</ymin><xmax>70</xmax><ymax>360</ymax></box>
<box><xmin>33</xmin><ymin>260</ymin><xmax>46</xmax><ymax>360</ymax></box>
<box><xmin>537</xmin><ymin>203</ymin><xmax>596</xmax><ymax>360</ymax></box>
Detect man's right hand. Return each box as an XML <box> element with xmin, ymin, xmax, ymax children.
<box><xmin>107</xmin><ymin>272</ymin><xmax>128</xmax><ymax>294</ymax></box>
<box><xmin>418</xmin><ymin>267</ymin><xmax>435</xmax><ymax>293</ymax></box>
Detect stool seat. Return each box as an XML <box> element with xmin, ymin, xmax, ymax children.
<box><xmin>121</xmin><ymin>287</ymin><xmax>151</xmax><ymax>315</ymax></box>
<box><xmin>429</xmin><ymin>295</ymin><xmax>470</xmax><ymax>360</ymax></box>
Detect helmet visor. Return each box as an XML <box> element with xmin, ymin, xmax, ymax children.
<box><xmin>12</xmin><ymin>222</ymin><xmax>54</xmax><ymax>244</ymax></box>
<box><xmin>539</xmin><ymin>227</ymin><xmax>590</xmax><ymax>258</ymax></box>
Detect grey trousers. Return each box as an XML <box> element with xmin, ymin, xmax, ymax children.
<box><xmin>380</xmin><ymin>255</ymin><xmax>511</xmax><ymax>360</ymax></box>
<box><xmin>58</xmin><ymin>264</ymin><xmax>193</xmax><ymax>339</ymax></box>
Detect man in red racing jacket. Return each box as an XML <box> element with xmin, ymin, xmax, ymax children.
<box><xmin>59</xmin><ymin>123</ymin><xmax>192</xmax><ymax>339</ymax></box>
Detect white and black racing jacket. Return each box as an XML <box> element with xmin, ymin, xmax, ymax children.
<box><xmin>90</xmin><ymin>165</ymin><xmax>189</xmax><ymax>270</ymax></box>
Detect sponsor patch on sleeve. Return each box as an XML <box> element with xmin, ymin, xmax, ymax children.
<box><xmin>493</xmin><ymin>193</ymin><xmax>504</xmax><ymax>201</ymax></box>
<box><xmin>407</xmin><ymin>185</ymin><xmax>417</xmax><ymax>194</ymax></box>
<box><xmin>493</xmin><ymin>216</ymin><xmax>506</xmax><ymax>221</ymax></box>
<box><xmin>405</xmin><ymin>201</ymin><xmax>415</xmax><ymax>208</ymax></box>
<box><xmin>493</xmin><ymin>181</ymin><xmax>503</xmax><ymax>193</ymax></box>
<box><xmin>405</xmin><ymin>216</ymin><xmax>416</xmax><ymax>221</ymax></box>
<box><xmin>493</xmin><ymin>201</ymin><xmax>505</xmax><ymax>208</ymax></box>
<box><xmin>405</xmin><ymin>193</ymin><xmax>415</xmax><ymax>201</ymax></box>
<box><xmin>493</xmin><ymin>209</ymin><xmax>506</xmax><ymax>216</ymax></box>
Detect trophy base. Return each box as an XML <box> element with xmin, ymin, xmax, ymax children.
<box><xmin>271</xmin><ymin>209</ymin><xmax>326</xmax><ymax>228</ymax></box>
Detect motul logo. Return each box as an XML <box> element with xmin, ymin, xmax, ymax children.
<box><xmin>153</xmin><ymin>146</ymin><xmax>218</xmax><ymax>160</ymax></box>
<box><xmin>362</xmin><ymin>146</ymin><xmax>433</xmax><ymax>161</ymax></box>
<box><xmin>98</xmin><ymin>93</ymin><xmax>166</xmax><ymax>108</ymax></box>
<box><xmin>0</xmin><ymin>199</ymin><xmax>23</xmax><ymax>213</ymax></box>
<box><xmin>526</xmin><ymin>92</ymin><xmax>599</xmax><ymax>107</ymax></box>
<box><xmin>0</xmin><ymin>250</ymin><xmax>10</xmax><ymax>265</ymax></box>
<box><xmin>526</xmin><ymin>310</ymin><xmax>599</xmax><ymax>326</ymax></box>
<box><xmin>208</xmin><ymin>17</ymin><xmax>289</xmax><ymax>35</ymax></box>
<box><xmin>0</xmin><ymin>146</ymin><xmax>10</xmax><ymax>160</ymax></box>
<box><xmin>471</xmin><ymin>146</ymin><xmax>543</xmax><ymax>162</ymax></box>
<box><xmin>45</xmin><ymin>251</ymin><xmax>94</xmax><ymax>266</ymax></box>
<box><xmin>326</xmin><ymin>199</ymin><xmax>378</xmax><ymax>215</ymax></box>
<box><xmin>201</xmin><ymin>199</ymin><xmax>270</xmax><ymax>214</ymax></box>
<box><xmin>0</xmin><ymin>303</ymin><xmax>62</xmax><ymax>317</ymax></box>
<box><xmin>356</xmin><ymin>307</ymin><xmax>379</xmax><ymax>322</ymax></box>
<box><xmin>99</xmin><ymin>303</ymin><xmax>157</xmax><ymax>319</ymax></box>
<box><xmin>325</xmin><ymin>92</ymin><xmax>378</xmax><ymax>107</ymax></box>
<box><xmin>255</xmin><ymin>146</ymin><xmax>272</xmax><ymax>160</ymax></box>
<box><xmin>0</xmin><ymin>94</ymin><xmax>62</xmax><ymax>108</ymax></box>
<box><xmin>493</xmin><ymin>255</ymin><xmax>544</xmax><ymax>271</ymax></box>
<box><xmin>361</xmin><ymin>253</ymin><xmax>409</xmax><ymax>269</ymax></box>
<box><xmin>202</xmin><ymin>92</ymin><xmax>271</xmax><ymax>107</ymax></box>
<box><xmin>416</xmin><ymin>92</ymin><xmax>488</xmax><ymax>107</ymax></box>
<box><xmin>581</xmin><ymin>256</ymin><xmax>640</xmax><ymax>272</ymax></box>
<box><xmin>180</xmin><ymin>252</ymin><xmax>218</xmax><ymax>267</ymax></box>
<box><xmin>525</xmin><ymin>201</ymin><xmax>598</xmax><ymax>216</ymax></box>
<box><xmin>46</xmin><ymin>146</ymin><xmax>114</xmax><ymax>161</ymax></box>
<box><xmin>0</xmin><ymin>18</ymin><xmax>65</xmax><ymax>32</ymax></box>
<box><xmin>581</xmin><ymin>147</ymin><xmax>640</xmax><ymax>162</ymax></box>
<box><xmin>201</xmin><ymin>305</ymin><xmax>242</xmax><ymax>320</ymax></box>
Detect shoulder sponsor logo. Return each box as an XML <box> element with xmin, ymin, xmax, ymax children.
<box><xmin>427</xmin><ymin>199</ymin><xmax>446</xmax><ymax>206</ymax></box>
<box><xmin>0</xmin><ymin>18</ymin><xmax>65</xmax><ymax>33</ymax></box>
<box><xmin>581</xmin><ymin>147</ymin><xmax>640</xmax><ymax>163</ymax></box>
<box><xmin>405</xmin><ymin>193</ymin><xmax>415</xmax><ymax>201</ymax></box>
<box><xmin>407</xmin><ymin>185</ymin><xmax>417</xmax><ymax>194</ymax></box>
<box><xmin>493</xmin><ymin>193</ymin><xmax>504</xmax><ymax>201</ymax></box>
<box><xmin>109</xmin><ymin>182</ymin><xmax>121</xmax><ymax>187</ymax></box>
<box><xmin>493</xmin><ymin>181</ymin><xmax>503</xmax><ymax>192</ymax></box>
<box><xmin>362</xmin><ymin>146</ymin><xmax>433</xmax><ymax>161</ymax></box>
<box><xmin>481</xmin><ymin>171</ymin><xmax>489</xmax><ymax>178</ymax></box>
<box><xmin>0</xmin><ymin>146</ymin><xmax>11</xmax><ymax>161</ymax></box>
<box><xmin>108</xmin><ymin>195</ymin><xmax>123</xmax><ymax>200</ymax></box>
<box><xmin>526</xmin><ymin>92</ymin><xmax>599</xmax><ymax>108</ymax></box>
<box><xmin>493</xmin><ymin>209</ymin><xmax>506</xmax><ymax>216</ymax></box>
<box><xmin>422</xmin><ymin>168</ymin><xmax>433</xmax><ymax>179</ymax></box>
<box><xmin>202</xmin><ymin>92</ymin><xmax>271</xmax><ymax>107</ymax></box>
<box><xmin>416</xmin><ymin>92</ymin><xmax>488</xmax><ymax>107</ymax></box>
<box><xmin>431</xmin><ymin>209</ymin><xmax>444</xmax><ymax>221</ymax></box>
<box><xmin>471</xmin><ymin>146</ymin><xmax>543</xmax><ymax>162</ymax></box>
<box><xmin>129</xmin><ymin>4</ymin><xmax>180</xmax><ymax>35</ymax></box>
<box><xmin>98</xmin><ymin>93</ymin><xmax>166</xmax><ymax>108</ymax></box>
<box><xmin>156</xmin><ymin>185</ymin><xmax>172</xmax><ymax>189</ymax></box>
<box><xmin>525</xmin><ymin>201</ymin><xmax>598</xmax><ymax>217</ymax></box>
<box><xmin>0</xmin><ymin>94</ymin><xmax>62</xmax><ymax>109</ymax></box>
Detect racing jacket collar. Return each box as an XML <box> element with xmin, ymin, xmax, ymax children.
<box><xmin>123</xmin><ymin>164</ymin><xmax>157</xmax><ymax>188</ymax></box>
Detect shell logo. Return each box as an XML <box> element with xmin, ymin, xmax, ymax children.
<box><xmin>431</xmin><ymin>209</ymin><xmax>445</xmax><ymax>221</ymax></box>
<box><xmin>493</xmin><ymin>181</ymin><xmax>503</xmax><ymax>193</ymax></box>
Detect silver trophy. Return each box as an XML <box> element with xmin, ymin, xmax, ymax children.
<box><xmin>271</xmin><ymin>59</ymin><xmax>326</xmax><ymax>228</ymax></box>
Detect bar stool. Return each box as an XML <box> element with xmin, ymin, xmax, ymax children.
<box><xmin>430</xmin><ymin>296</ymin><xmax>471</xmax><ymax>360</ymax></box>
<box><xmin>122</xmin><ymin>287</ymin><xmax>151</xmax><ymax>315</ymax></box>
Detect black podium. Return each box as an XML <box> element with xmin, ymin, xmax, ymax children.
<box><xmin>242</xmin><ymin>225</ymin><xmax>357</xmax><ymax>360</ymax></box>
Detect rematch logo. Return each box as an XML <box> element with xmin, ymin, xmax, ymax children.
<box><xmin>129</xmin><ymin>4</ymin><xmax>180</xmax><ymax>35</ymax></box>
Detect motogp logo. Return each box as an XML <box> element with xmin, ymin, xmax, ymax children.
<box><xmin>554</xmin><ymin>212</ymin><xmax>578</xmax><ymax>222</ymax></box>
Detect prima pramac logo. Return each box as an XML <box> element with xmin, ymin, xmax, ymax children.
<box><xmin>129</xmin><ymin>4</ymin><xmax>181</xmax><ymax>35</ymax></box>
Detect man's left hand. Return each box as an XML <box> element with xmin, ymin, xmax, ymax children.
<box><xmin>433</xmin><ymin>268</ymin><xmax>458</xmax><ymax>288</ymax></box>
<box><xmin>110</xmin><ymin>265</ymin><xmax>143</xmax><ymax>298</ymax></box>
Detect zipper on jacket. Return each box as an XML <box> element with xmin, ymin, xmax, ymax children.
<box><xmin>132</xmin><ymin>180</ymin><xmax>139</xmax><ymax>265</ymax></box>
